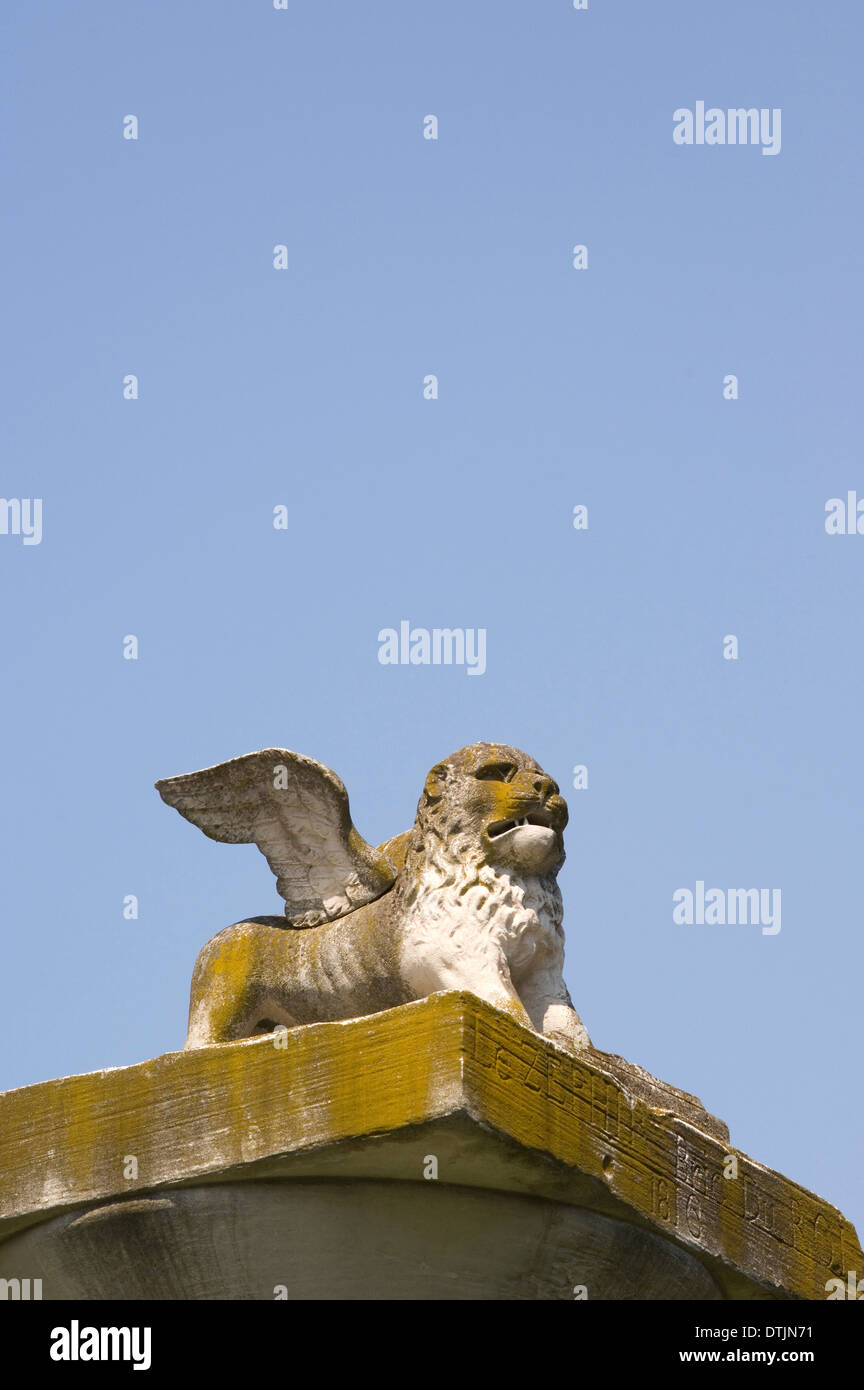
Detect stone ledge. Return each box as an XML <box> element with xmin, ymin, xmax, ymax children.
<box><xmin>0</xmin><ymin>992</ymin><xmax>859</xmax><ymax>1300</ymax></box>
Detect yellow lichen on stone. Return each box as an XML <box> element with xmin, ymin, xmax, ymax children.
<box><xmin>0</xmin><ymin>993</ymin><xmax>859</xmax><ymax>1301</ymax></box>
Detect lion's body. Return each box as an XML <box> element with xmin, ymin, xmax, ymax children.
<box><xmin>179</xmin><ymin>743</ymin><xmax>591</xmax><ymax>1052</ymax></box>
<box><xmin>186</xmin><ymin>901</ymin><xmax>409</xmax><ymax>1044</ymax></box>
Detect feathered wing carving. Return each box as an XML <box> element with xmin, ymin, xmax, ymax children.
<box><xmin>155</xmin><ymin>749</ymin><xmax>397</xmax><ymax>927</ymax></box>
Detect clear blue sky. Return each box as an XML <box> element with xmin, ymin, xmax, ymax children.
<box><xmin>2</xmin><ymin>2</ymin><xmax>862</xmax><ymax>1248</ymax></box>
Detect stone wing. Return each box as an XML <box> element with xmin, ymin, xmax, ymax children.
<box><xmin>156</xmin><ymin>749</ymin><xmax>397</xmax><ymax>926</ymax></box>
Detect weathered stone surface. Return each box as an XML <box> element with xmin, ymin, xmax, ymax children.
<box><xmin>0</xmin><ymin>993</ymin><xmax>859</xmax><ymax>1300</ymax></box>
<box><xmin>0</xmin><ymin>1183</ymin><xmax>722</xmax><ymax>1301</ymax></box>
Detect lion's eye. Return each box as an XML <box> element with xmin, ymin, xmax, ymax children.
<box><xmin>475</xmin><ymin>762</ymin><xmax>517</xmax><ymax>782</ymax></box>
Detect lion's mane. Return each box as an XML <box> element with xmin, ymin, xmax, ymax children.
<box><xmin>393</xmin><ymin>788</ymin><xmax>564</xmax><ymax>971</ymax></box>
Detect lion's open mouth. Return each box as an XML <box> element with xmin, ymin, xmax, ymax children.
<box><xmin>487</xmin><ymin>813</ymin><xmax>555</xmax><ymax>839</ymax></box>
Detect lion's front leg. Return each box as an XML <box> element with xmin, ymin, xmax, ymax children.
<box><xmin>401</xmin><ymin>936</ymin><xmax>535</xmax><ymax>1032</ymax></box>
<box><xmin>517</xmin><ymin>964</ymin><xmax>591</xmax><ymax>1052</ymax></box>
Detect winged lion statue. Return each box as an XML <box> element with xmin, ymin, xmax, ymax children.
<box><xmin>156</xmin><ymin>742</ymin><xmax>591</xmax><ymax>1053</ymax></box>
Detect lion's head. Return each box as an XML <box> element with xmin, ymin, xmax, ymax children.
<box><xmin>414</xmin><ymin>742</ymin><xmax>568</xmax><ymax>875</ymax></box>
<box><xmin>392</xmin><ymin>744</ymin><xmax>569</xmax><ymax>964</ymax></box>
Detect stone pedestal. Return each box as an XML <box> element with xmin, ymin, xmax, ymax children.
<box><xmin>0</xmin><ymin>993</ymin><xmax>859</xmax><ymax>1300</ymax></box>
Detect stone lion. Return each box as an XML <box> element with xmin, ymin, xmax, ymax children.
<box><xmin>156</xmin><ymin>742</ymin><xmax>591</xmax><ymax>1052</ymax></box>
